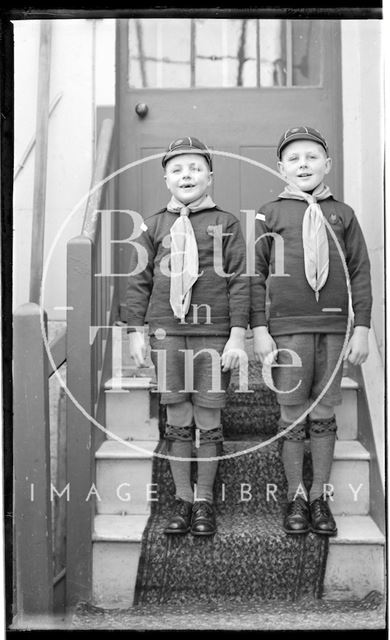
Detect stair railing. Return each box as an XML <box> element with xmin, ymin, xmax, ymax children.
<box><xmin>13</xmin><ymin>118</ymin><xmax>116</xmax><ymax>618</ymax></box>
<box><xmin>65</xmin><ymin>118</ymin><xmax>117</xmax><ymax>607</ymax></box>
<box><xmin>13</xmin><ymin>306</ymin><xmax>66</xmax><ymax>616</ymax></box>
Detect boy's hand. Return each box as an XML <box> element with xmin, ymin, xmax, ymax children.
<box><xmin>221</xmin><ymin>327</ymin><xmax>246</xmax><ymax>372</ymax></box>
<box><xmin>128</xmin><ymin>330</ymin><xmax>146</xmax><ymax>368</ymax></box>
<box><xmin>344</xmin><ymin>325</ymin><xmax>369</xmax><ymax>366</ymax></box>
<box><xmin>252</xmin><ymin>326</ymin><xmax>278</xmax><ymax>365</ymax></box>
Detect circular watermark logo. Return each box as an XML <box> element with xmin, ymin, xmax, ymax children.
<box><xmin>40</xmin><ymin>149</ymin><xmax>353</xmax><ymax>462</ymax></box>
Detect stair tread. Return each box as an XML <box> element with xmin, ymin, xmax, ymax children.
<box><xmin>107</xmin><ymin>374</ymin><xmax>357</xmax><ymax>390</ymax></box>
<box><xmin>96</xmin><ymin>439</ymin><xmax>368</xmax><ymax>460</ymax></box>
<box><xmin>331</xmin><ymin>515</ymin><xmax>385</xmax><ymax>545</ymax></box>
<box><xmin>93</xmin><ymin>514</ymin><xmax>149</xmax><ymax>541</ymax></box>
<box><xmin>333</xmin><ymin>440</ymin><xmax>369</xmax><ymax>460</ymax></box>
<box><xmin>340</xmin><ymin>376</ymin><xmax>359</xmax><ymax>390</ymax></box>
<box><xmin>105</xmin><ymin>376</ymin><xmax>155</xmax><ymax>390</ymax></box>
<box><xmin>96</xmin><ymin>440</ymin><xmax>158</xmax><ymax>459</ymax></box>
<box><xmin>92</xmin><ymin>513</ymin><xmax>384</xmax><ymax>545</ymax></box>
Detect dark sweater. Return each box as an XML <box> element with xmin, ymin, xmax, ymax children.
<box><xmin>126</xmin><ymin>206</ymin><xmax>249</xmax><ymax>335</ymax></box>
<box><xmin>250</xmin><ymin>196</ymin><xmax>372</xmax><ymax>336</ymax></box>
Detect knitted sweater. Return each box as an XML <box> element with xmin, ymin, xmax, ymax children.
<box><xmin>126</xmin><ymin>206</ymin><xmax>249</xmax><ymax>335</ymax></box>
<box><xmin>250</xmin><ymin>197</ymin><xmax>372</xmax><ymax>336</ymax></box>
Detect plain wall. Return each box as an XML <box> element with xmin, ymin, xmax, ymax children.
<box><xmin>341</xmin><ymin>20</ymin><xmax>384</xmax><ymax>362</ymax></box>
<box><xmin>13</xmin><ymin>18</ymin><xmax>116</xmax><ymax>321</ymax></box>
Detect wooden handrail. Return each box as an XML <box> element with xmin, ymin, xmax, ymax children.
<box><xmin>13</xmin><ymin>303</ymin><xmax>53</xmax><ymax>614</ymax></box>
<box><xmin>82</xmin><ymin>118</ymin><xmax>115</xmax><ymax>240</ymax></box>
<box><xmin>65</xmin><ymin>116</ymin><xmax>116</xmax><ymax>607</ymax></box>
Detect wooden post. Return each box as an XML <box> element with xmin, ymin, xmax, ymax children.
<box><xmin>66</xmin><ymin>236</ymin><xmax>94</xmax><ymax>606</ymax></box>
<box><xmin>54</xmin><ymin>387</ymin><xmax>67</xmax><ymax>577</ymax></box>
<box><xmin>13</xmin><ymin>303</ymin><xmax>53</xmax><ymax>614</ymax></box>
<box><xmin>29</xmin><ymin>20</ymin><xmax>52</xmax><ymax>303</ymax></box>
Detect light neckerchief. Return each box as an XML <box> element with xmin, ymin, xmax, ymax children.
<box><xmin>167</xmin><ymin>193</ymin><xmax>216</xmax><ymax>321</ymax></box>
<box><xmin>278</xmin><ymin>182</ymin><xmax>332</xmax><ymax>301</ymax></box>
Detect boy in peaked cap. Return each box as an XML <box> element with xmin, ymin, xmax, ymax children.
<box><xmin>250</xmin><ymin>126</ymin><xmax>372</xmax><ymax>536</ymax></box>
<box><xmin>127</xmin><ymin>136</ymin><xmax>249</xmax><ymax>536</ymax></box>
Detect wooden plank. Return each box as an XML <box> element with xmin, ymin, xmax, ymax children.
<box><xmin>47</xmin><ymin>326</ymin><xmax>66</xmax><ymax>376</ymax></box>
<box><xmin>29</xmin><ymin>21</ymin><xmax>52</xmax><ymax>304</ymax></box>
<box><xmin>14</xmin><ymin>92</ymin><xmax>62</xmax><ymax>181</ymax></box>
<box><xmin>66</xmin><ymin>236</ymin><xmax>94</xmax><ymax>606</ymax></box>
<box><xmin>13</xmin><ymin>303</ymin><xmax>53</xmax><ymax>613</ymax></box>
<box><xmin>82</xmin><ymin>118</ymin><xmax>114</xmax><ymax>241</ymax></box>
<box><xmin>1</xmin><ymin>18</ymin><xmax>15</xmax><ymax>629</ymax></box>
<box><xmin>54</xmin><ymin>388</ymin><xmax>67</xmax><ymax>578</ymax></box>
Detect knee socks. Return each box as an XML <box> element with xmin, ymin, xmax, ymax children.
<box><xmin>165</xmin><ymin>403</ymin><xmax>223</xmax><ymax>504</ymax></box>
<box><xmin>279</xmin><ymin>420</ymin><xmax>307</xmax><ymax>501</ymax></box>
<box><xmin>166</xmin><ymin>402</ymin><xmax>194</xmax><ymax>503</ymax></box>
<box><xmin>194</xmin><ymin>406</ymin><xmax>222</xmax><ymax>503</ymax></box>
<box><xmin>309</xmin><ymin>417</ymin><xmax>337</xmax><ymax>502</ymax></box>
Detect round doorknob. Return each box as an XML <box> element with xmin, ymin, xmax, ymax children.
<box><xmin>135</xmin><ymin>103</ymin><xmax>149</xmax><ymax>118</ymax></box>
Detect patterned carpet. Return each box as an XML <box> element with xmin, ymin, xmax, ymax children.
<box><xmin>134</xmin><ymin>358</ymin><xmax>329</xmax><ymax>605</ymax></box>
<box><xmin>72</xmin><ymin>590</ymin><xmax>385</xmax><ymax>630</ymax></box>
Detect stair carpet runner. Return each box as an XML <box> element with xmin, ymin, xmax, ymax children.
<box><xmin>133</xmin><ymin>360</ymin><xmax>329</xmax><ymax>605</ymax></box>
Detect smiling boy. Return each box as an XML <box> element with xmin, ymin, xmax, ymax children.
<box><xmin>126</xmin><ymin>136</ymin><xmax>249</xmax><ymax>536</ymax></box>
<box><xmin>250</xmin><ymin>126</ymin><xmax>372</xmax><ymax>536</ymax></box>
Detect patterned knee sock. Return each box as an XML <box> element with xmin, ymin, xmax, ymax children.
<box><xmin>194</xmin><ymin>426</ymin><xmax>223</xmax><ymax>503</ymax></box>
<box><xmin>195</xmin><ymin>443</ymin><xmax>220</xmax><ymax>503</ymax></box>
<box><xmin>309</xmin><ymin>417</ymin><xmax>337</xmax><ymax>502</ymax></box>
<box><xmin>165</xmin><ymin>423</ymin><xmax>194</xmax><ymax>503</ymax></box>
<box><xmin>168</xmin><ymin>439</ymin><xmax>194</xmax><ymax>503</ymax></box>
<box><xmin>282</xmin><ymin>439</ymin><xmax>307</xmax><ymax>501</ymax></box>
<box><xmin>309</xmin><ymin>432</ymin><xmax>336</xmax><ymax>502</ymax></box>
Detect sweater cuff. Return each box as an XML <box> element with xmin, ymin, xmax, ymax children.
<box><xmin>229</xmin><ymin>312</ymin><xmax>250</xmax><ymax>329</ymax></box>
<box><xmin>353</xmin><ymin>312</ymin><xmax>371</xmax><ymax>329</ymax></box>
<box><xmin>126</xmin><ymin>316</ymin><xmax>146</xmax><ymax>331</ymax></box>
<box><xmin>249</xmin><ymin>311</ymin><xmax>267</xmax><ymax>328</ymax></box>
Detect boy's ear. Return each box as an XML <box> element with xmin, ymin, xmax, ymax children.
<box><xmin>207</xmin><ymin>171</ymin><xmax>213</xmax><ymax>186</ymax></box>
<box><xmin>277</xmin><ymin>161</ymin><xmax>286</xmax><ymax>179</ymax></box>
<box><xmin>324</xmin><ymin>156</ymin><xmax>332</xmax><ymax>174</ymax></box>
<box><xmin>164</xmin><ymin>174</ymin><xmax>169</xmax><ymax>189</ymax></box>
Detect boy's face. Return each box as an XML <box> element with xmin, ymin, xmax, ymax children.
<box><xmin>278</xmin><ymin>140</ymin><xmax>332</xmax><ymax>192</ymax></box>
<box><xmin>164</xmin><ymin>153</ymin><xmax>212</xmax><ymax>204</ymax></box>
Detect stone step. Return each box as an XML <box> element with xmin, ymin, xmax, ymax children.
<box><xmin>104</xmin><ymin>375</ymin><xmax>358</xmax><ymax>442</ymax></box>
<box><xmin>327</xmin><ymin>440</ymin><xmax>369</xmax><ymax>515</ymax></box>
<box><xmin>105</xmin><ymin>377</ymin><xmax>159</xmax><ymax>441</ymax></box>
<box><xmin>95</xmin><ymin>440</ymin><xmax>370</xmax><ymax>516</ymax></box>
<box><xmin>92</xmin><ymin>514</ymin><xmax>148</xmax><ymax>608</ymax></box>
<box><xmin>95</xmin><ymin>440</ymin><xmax>158</xmax><ymax>515</ymax></box>
<box><xmin>324</xmin><ymin>515</ymin><xmax>385</xmax><ymax>600</ymax></box>
<box><xmin>91</xmin><ymin>513</ymin><xmax>385</xmax><ymax>608</ymax></box>
<box><xmin>335</xmin><ymin>376</ymin><xmax>358</xmax><ymax>440</ymax></box>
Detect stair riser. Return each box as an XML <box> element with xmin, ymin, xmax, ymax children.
<box><xmin>95</xmin><ymin>456</ymin><xmax>369</xmax><ymax>516</ymax></box>
<box><xmin>335</xmin><ymin>389</ymin><xmax>358</xmax><ymax>440</ymax></box>
<box><xmin>105</xmin><ymin>390</ymin><xmax>159</xmax><ymax>441</ymax></box>
<box><xmin>92</xmin><ymin>540</ymin><xmax>385</xmax><ymax>606</ymax></box>
<box><xmin>328</xmin><ymin>459</ymin><xmax>369</xmax><ymax>515</ymax></box>
<box><xmin>105</xmin><ymin>388</ymin><xmax>357</xmax><ymax>442</ymax></box>
<box><xmin>96</xmin><ymin>458</ymin><xmax>155</xmax><ymax>515</ymax></box>
<box><xmin>92</xmin><ymin>541</ymin><xmax>141</xmax><ymax>608</ymax></box>
<box><xmin>324</xmin><ymin>543</ymin><xmax>385</xmax><ymax>599</ymax></box>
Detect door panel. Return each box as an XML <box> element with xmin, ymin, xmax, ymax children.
<box><xmin>116</xmin><ymin>18</ymin><xmax>342</xmax><ymax>309</ymax></box>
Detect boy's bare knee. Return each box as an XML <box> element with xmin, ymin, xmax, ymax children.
<box><xmin>166</xmin><ymin>401</ymin><xmax>194</xmax><ymax>427</ymax></box>
<box><xmin>280</xmin><ymin>403</ymin><xmax>307</xmax><ymax>424</ymax></box>
<box><xmin>193</xmin><ymin>405</ymin><xmax>221</xmax><ymax>429</ymax></box>
<box><xmin>309</xmin><ymin>402</ymin><xmax>335</xmax><ymax>421</ymax></box>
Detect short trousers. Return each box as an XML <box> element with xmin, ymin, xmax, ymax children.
<box><xmin>271</xmin><ymin>333</ymin><xmax>345</xmax><ymax>407</ymax></box>
<box><xmin>149</xmin><ymin>334</ymin><xmax>231</xmax><ymax>408</ymax></box>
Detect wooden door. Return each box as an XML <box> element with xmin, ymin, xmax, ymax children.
<box><xmin>115</xmin><ymin>18</ymin><xmax>342</xmax><ymax>310</ymax></box>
